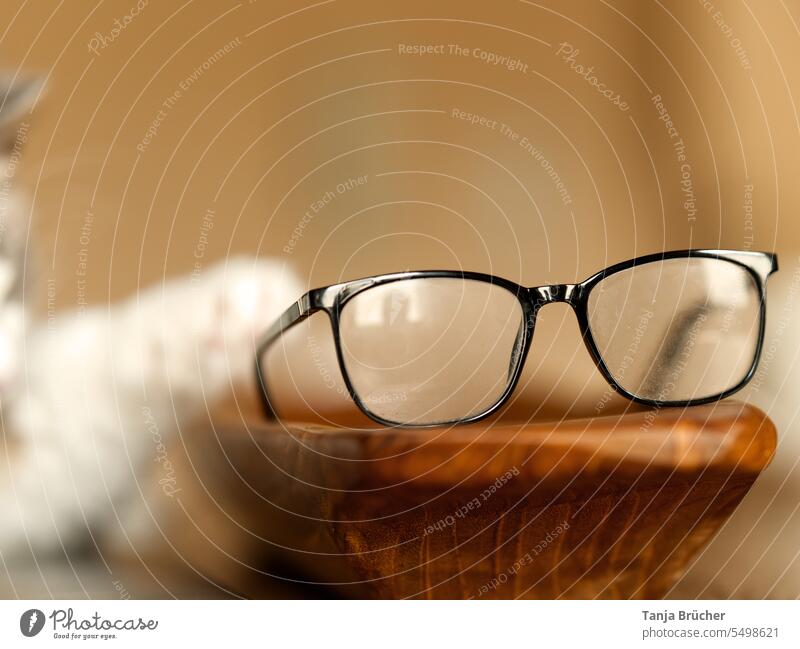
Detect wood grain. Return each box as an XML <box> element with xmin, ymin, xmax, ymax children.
<box><xmin>206</xmin><ymin>400</ymin><xmax>775</xmax><ymax>598</ymax></box>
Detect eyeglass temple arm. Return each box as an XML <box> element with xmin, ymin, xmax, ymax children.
<box><xmin>639</xmin><ymin>305</ymin><xmax>708</xmax><ymax>397</ymax></box>
<box><xmin>255</xmin><ymin>294</ymin><xmax>316</xmax><ymax>420</ymax></box>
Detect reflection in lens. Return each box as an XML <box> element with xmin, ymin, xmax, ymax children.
<box><xmin>339</xmin><ymin>277</ymin><xmax>524</xmax><ymax>425</ymax></box>
<box><xmin>586</xmin><ymin>257</ymin><xmax>761</xmax><ymax>402</ymax></box>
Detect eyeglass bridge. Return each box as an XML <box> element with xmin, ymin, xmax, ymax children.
<box><xmin>530</xmin><ymin>284</ymin><xmax>577</xmax><ymax>307</ymax></box>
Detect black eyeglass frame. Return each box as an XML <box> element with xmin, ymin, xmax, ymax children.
<box><xmin>256</xmin><ymin>249</ymin><xmax>777</xmax><ymax>428</ymax></box>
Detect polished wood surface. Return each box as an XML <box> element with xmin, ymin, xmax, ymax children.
<box><xmin>209</xmin><ymin>401</ymin><xmax>775</xmax><ymax>598</ymax></box>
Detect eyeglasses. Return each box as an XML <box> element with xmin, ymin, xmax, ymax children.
<box><xmin>256</xmin><ymin>249</ymin><xmax>777</xmax><ymax>428</ymax></box>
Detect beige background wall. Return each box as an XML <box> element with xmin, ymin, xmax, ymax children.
<box><xmin>4</xmin><ymin>0</ymin><xmax>797</xmax><ymax>418</ymax></box>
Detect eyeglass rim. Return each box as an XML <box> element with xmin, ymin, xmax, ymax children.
<box><xmin>256</xmin><ymin>249</ymin><xmax>778</xmax><ymax>428</ymax></box>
